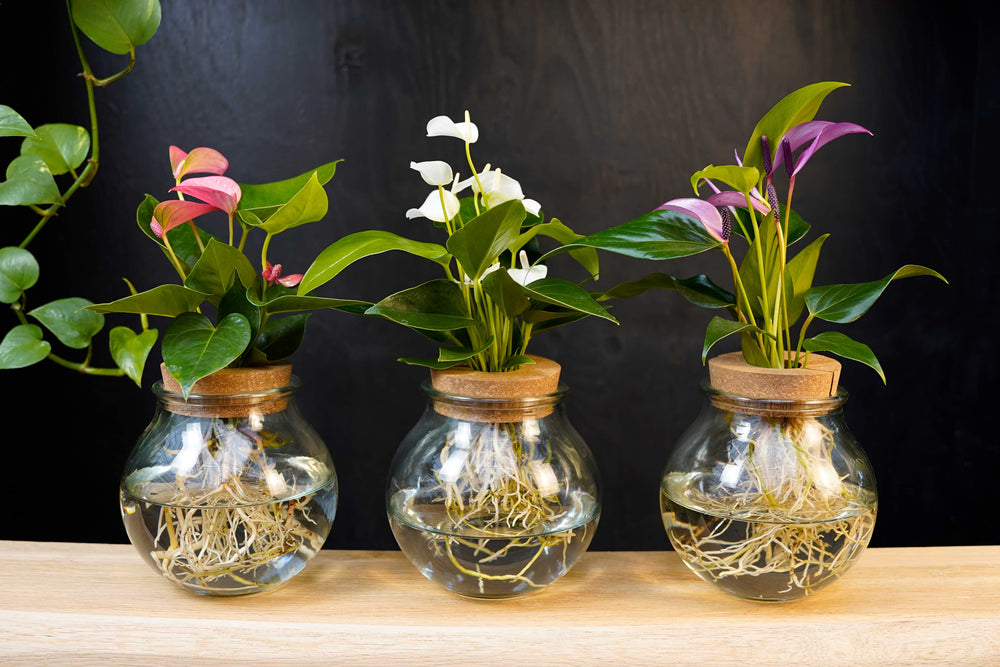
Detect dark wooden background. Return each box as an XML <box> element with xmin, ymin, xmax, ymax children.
<box><xmin>2</xmin><ymin>1</ymin><xmax>996</xmax><ymax>550</ymax></box>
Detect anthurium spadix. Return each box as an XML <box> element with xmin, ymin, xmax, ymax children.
<box><xmin>169</xmin><ymin>145</ymin><xmax>228</xmax><ymax>182</ymax></box>
<box><xmin>657</xmin><ymin>198</ymin><xmax>731</xmax><ymax>244</ymax></box>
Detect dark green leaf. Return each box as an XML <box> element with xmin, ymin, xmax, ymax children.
<box><xmin>219</xmin><ymin>282</ymin><xmax>261</xmax><ymax>352</ymax></box>
<box><xmin>71</xmin><ymin>0</ymin><xmax>161</xmax><ymax>55</ymax></box>
<box><xmin>0</xmin><ymin>324</ymin><xmax>51</xmax><ymax>369</ymax></box>
<box><xmin>522</xmin><ymin>308</ymin><xmax>588</xmax><ymax>333</ymax></box>
<box><xmin>803</xmin><ymin>331</ymin><xmax>885</xmax><ymax>383</ymax></box>
<box><xmin>0</xmin><ymin>105</ymin><xmax>37</xmax><ymax>139</ymax></box>
<box><xmin>0</xmin><ymin>155</ymin><xmax>61</xmax><ymax>206</ymax></box>
<box><xmin>366</xmin><ymin>279</ymin><xmax>476</xmax><ymax>331</ymax></box>
<box><xmin>238</xmin><ymin>160</ymin><xmax>341</xmax><ymax>216</ymax></box>
<box><xmin>299</xmin><ymin>230</ymin><xmax>450</xmax><ymax>295</ymax></box>
<box><xmin>742</xmin><ymin>82</ymin><xmax>849</xmax><ymax>176</ymax></box>
<box><xmin>20</xmin><ymin>124</ymin><xmax>90</xmax><ymax>175</ymax></box>
<box><xmin>109</xmin><ymin>326</ymin><xmax>157</xmax><ymax>386</ymax></box>
<box><xmin>0</xmin><ymin>247</ymin><xmax>40</xmax><ymax>304</ymax></box>
<box><xmin>522</xmin><ymin>277</ymin><xmax>617</xmax><ymax>324</ymax></box>
<box><xmin>805</xmin><ymin>265</ymin><xmax>947</xmax><ymax>323</ymax></box>
<box><xmin>162</xmin><ymin>312</ymin><xmax>251</xmax><ymax>398</ymax></box>
<box><xmin>500</xmin><ymin>354</ymin><xmax>534</xmax><ymax>370</ymax></box>
<box><xmin>255</xmin><ymin>314</ymin><xmax>309</xmax><ymax>361</ymax></box>
<box><xmin>248</xmin><ymin>288</ymin><xmax>371</xmax><ymax>315</ymax></box>
<box><xmin>595</xmin><ymin>273</ymin><xmax>736</xmax><ymax>310</ymax></box>
<box><xmin>740</xmin><ymin>333</ymin><xmax>770</xmax><ymax>367</ymax></box>
<box><xmin>446</xmin><ymin>199</ymin><xmax>525</xmax><ymax>280</ymax></box>
<box><xmin>784</xmin><ymin>233</ymin><xmax>828</xmax><ymax>324</ymax></box>
<box><xmin>259</xmin><ymin>172</ymin><xmax>328</xmax><ymax>235</ymax></box>
<box><xmin>28</xmin><ymin>297</ymin><xmax>104</xmax><ymax>349</ymax></box>
<box><xmin>551</xmin><ymin>208</ymin><xmax>721</xmax><ymax>262</ymax></box>
<box><xmin>481</xmin><ymin>268</ymin><xmax>531</xmax><ymax>318</ymax></box>
<box><xmin>439</xmin><ymin>337</ymin><xmax>493</xmax><ymax>362</ymax></box>
<box><xmin>703</xmin><ymin>316</ymin><xmax>760</xmax><ymax>363</ymax></box>
<box><xmin>511</xmin><ymin>218</ymin><xmax>599</xmax><ymax>279</ymax></box>
<box><xmin>397</xmin><ymin>356</ymin><xmax>466</xmax><ymax>370</ymax></box>
<box><xmin>183</xmin><ymin>238</ymin><xmax>258</xmax><ymax>298</ymax></box>
<box><xmin>88</xmin><ymin>285</ymin><xmax>207</xmax><ymax>317</ymax></box>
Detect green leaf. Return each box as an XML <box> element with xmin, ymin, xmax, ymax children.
<box><xmin>71</xmin><ymin>0</ymin><xmax>161</xmax><ymax>55</ymax></box>
<box><xmin>740</xmin><ymin>333</ymin><xmax>771</xmax><ymax>367</ymax></box>
<box><xmin>521</xmin><ymin>308</ymin><xmax>588</xmax><ymax>333</ymax></box>
<box><xmin>703</xmin><ymin>316</ymin><xmax>760</xmax><ymax>363</ymax></box>
<box><xmin>88</xmin><ymin>284</ymin><xmax>207</xmax><ymax>317</ymax></box>
<box><xmin>732</xmin><ymin>206</ymin><xmax>810</xmax><ymax>246</ymax></box>
<box><xmin>399</xmin><ymin>337</ymin><xmax>494</xmax><ymax>370</ymax></box>
<box><xmin>784</xmin><ymin>233</ymin><xmax>828</xmax><ymax>324</ymax></box>
<box><xmin>551</xmin><ymin>209</ymin><xmax>721</xmax><ymax>262</ymax></box>
<box><xmin>255</xmin><ymin>314</ymin><xmax>309</xmax><ymax>361</ymax></box>
<box><xmin>0</xmin><ymin>324</ymin><xmax>51</xmax><ymax>369</ymax></box>
<box><xmin>238</xmin><ymin>160</ymin><xmax>341</xmax><ymax>217</ymax></box>
<box><xmin>397</xmin><ymin>356</ymin><xmax>465</xmax><ymax>370</ymax></box>
<box><xmin>20</xmin><ymin>124</ymin><xmax>90</xmax><ymax>175</ymax></box>
<box><xmin>28</xmin><ymin>297</ymin><xmax>104</xmax><ymax>349</ymax></box>
<box><xmin>690</xmin><ymin>165</ymin><xmax>760</xmax><ymax>195</ymax></box>
<box><xmin>0</xmin><ymin>155</ymin><xmax>61</xmax><ymax>206</ymax></box>
<box><xmin>299</xmin><ymin>230</ymin><xmax>450</xmax><ymax>295</ymax></box>
<box><xmin>521</xmin><ymin>277</ymin><xmax>617</xmax><ymax>324</ymax></box>
<box><xmin>162</xmin><ymin>312</ymin><xmax>251</xmax><ymax>398</ymax></box>
<box><xmin>742</xmin><ymin>82</ymin><xmax>849</xmax><ymax>176</ymax></box>
<box><xmin>219</xmin><ymin>282</ymin><xmax>262</xmax><ymax>354</ymax></box>
<box><xmin>511</xmin><ymin>218</ymin><xmax>599</xmax><ymax>279</ymax></box>
<box><xmin>481</xmin><ymin>268</ymin><xmax>531</xmax><ymax>318</ymax></box>
<box><xmin>183</xmin><ymin>238</ymin><xmax>258</xmax><ymax>298</ymax></box>
<box><xmin>248</xmin><ymin>288</ymin><xmax>371</xmax><ymax>315</ymax></box>
<box><xmin>0</xmin><ymin>105</ymin><xmax>37</xmax><ymax>139</ymax></box>
<box><xmin>136</xmin><ymin>193</ymin><xmax>161</xmax><ymax>242</ymax></box>
<box><xmin>259</xmin><ymin>172</ymin><xmax>328</xmax><ymax>235</ymax></box>
<box><xmin>446</xmin><ymin>199</ymin><xmax>526</xmax><ymax>280</ymax></box>
<box><xmin>803</xmin><ymin>331</ymin><xmax>885</xmax><ymax>383</ymax></box>
<box><xmin>595</xmin><ymin>273</ymin><xmax>736</xmax><ymax>310</ymax></box>
<box><xmin>500</xmin><ymin>354</ymin><xmax>534</xmax><ymax>370</ymax></box>
<box><xmin>109</xmin><ymin>326</ymin><xmax>157</xmax><ymax>386</ymax></box>
<box><xmin>366</xmin><ymin>279</ymin><xmax>476</xmax><ymax>331</ymax></box>
<box><xmin>738</xmin><ymin>208</ymin><xmax>782</xmax><ymax>322</ymax></box>
<box><xmin>805</xmin><ymin>265</ymin><xmax>947</xmax><ymax>323</ymax></box>
<box><xmin>0</xmin><ymin>247</ymin><xmax>40</xmax><ymax>304</ymax></box>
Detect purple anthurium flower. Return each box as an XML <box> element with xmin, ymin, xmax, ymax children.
<box><xmin>169</xmin><ymin>146</ymin><xmax>229</xmax><ymax>181</ymax></box>
<box><xmin>151</xmin><ymin>200</ymin><xmax>218</xmax><ymax>236</ymax></box>
<box><xmin>657</xmin><ymin>197</ymin><xmax>729</xmax><ymax>243</ymax></box>
<box><xmin>705</xmin><ymin>191</ymin><xmax>771</xmax><ymax>216</ymax></box>
<box><xmin>773</xmin><ymin>121</ymin><xmax>872</xmax><ymax>177</ymax></box>
<box><xmin>170</xmin><ymin>176</ymin><xmax>242</xmax><ymax>215</ymax></box>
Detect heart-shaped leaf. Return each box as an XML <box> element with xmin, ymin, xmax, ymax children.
<box><xmin>0</xmin><ymin>155</ymin><xmax>61</xmax><ymax>206</ymax></box>
<box><xmin>259</xmin><ymin>172</ymin><xmax>328</xmax><ymax>235</ymax></box>
<box><xmin>255</xmin><ymin>314</ymin><xmax>308</xmax><ymax>361</ymax></box>
<box><xmin>71</xmin><ymin>0</ymin><xmax>161</xmax><ymax>55</ymax></box>
<box><xmin>0</xmin><ymin>105</ymin><xmax>37</xmax><ymax>139</ymax></box>
<box><xmin>20</xmin><ymin>124</ymin><xmax>90</xmax><ymax>175</ymax></box>
<box><xmin>88</xmin><ymin>284</ymin><xmax>207</xmax><ymax>317</ymax></box>
<box><xmin>805</xmin><ymin>265</ymin><xmax>947</xmax><ymax>323</ymax></box>
<box><xmin>446</xmin><ymin>199</ymin><xmax>525</xmax><ymax>280</ymax></box>
<box><xmin>0</xmin><ymin>247</ymin><xmax>40</xmax><ymax>304</ymax></box>
<box><xmin>366</xmin><ymin>279</ymin><xmax>476</xmax><ymax>331</ymax></box>
<box><xmin>162</xmin><ymin>312</ymin><xmax>251</xmax><ymax>398</ymax></box>
<box><xmin>219</xmin><ymin>282</ymin><xmax>262</xmax><ymax>355</ymax></box>
<box><xmin>803</xmin><ymin>331</ymin><xmax>885</xmax><ymax>383</ymax></box>
<box><xmin>109</xmin><ymin>326</ymin><xmax>158</xmax><ymax>386</ymax></box>
<box><xmin>238</xmin><ymin>160</ymin><xmax>341</xmax><ymax>218</ymax></box>
<box><xmin>299</xmin><ymin>230</ymin><xmax>450</xmax><ymax>295</ymax></box>
<box><xmin>28</xmin><ymin>297</ymin><xmax>104</xmax><ymax>349</ymax></box>
<box><xmin>0</xmin><ymin>324</ymin><xmax>51</xmax><ymax>369</ymax></box>
<box><xmin>184</xmin><ymin>238</ymin><xmax>258</xmax><ymax>298</ymax></box>
<box><xmin>521</xmin><ymin>277</ymin><xmax>618</xmax><ymax>324</ymax></box>
<box><xmin>702</xmin><ymin>316</ymin><xmax>761</xmax><ymax>363</ymax></box>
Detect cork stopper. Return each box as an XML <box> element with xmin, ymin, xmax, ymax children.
<box><xmin>708</xmin><ymin>352</ymin><xmax>841</xmax><ymax>400</ymax></box>
<box><xmin>429</xmin><ymin>356</ymin><xmax>562</xmax><ymax>422</ymax></box>
<box><xmin>159</xmin><ymin>363</ymin><xmax>293</xmax><ymax>417</ymax></box>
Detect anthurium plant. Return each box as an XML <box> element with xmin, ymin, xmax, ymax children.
<box><xmin>296</xmin><ymin>112</ymin><xmax>617</xmax><ymax>373</ymax></box>
<box><xmin>87</xmin><ymin>147</ymin><xmax>368</xmax><ymax>397</ymax></box>
<box><xmin>1</xmin><ymin>0</ymin><xmax>161</xmax><ymax>378</ymax></box>
<box><xmin>553</xmin><ymin>82</ymin><xmax>946</xmax><ymax>381</ymax></box>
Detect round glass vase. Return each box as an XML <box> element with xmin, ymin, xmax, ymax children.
<box><xmin>387</xmin><ymin>356</ymin><xmax>601</xmax><ymax>599</ymax></box>
<box><xmin>120</xmin><ymin>363</ymin><xmax>338</xmax><ymax>596</ymax></box>
<box><xmin>660</xmin><ymin>352</ymin><xmax>877</xmax><ymax>602</ymax></box>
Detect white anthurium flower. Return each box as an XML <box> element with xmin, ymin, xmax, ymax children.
<box><xmin>458</xmin><ymin>167</ymin><xmax>542</xmax><ymax>216</ymax></box>
<box><xmin>522</xmin><ymin>198</ymin><xmax>541</xmax><ymax>216</ymax></box>
<box><xmin>406</xmin><ymin>189</ymin><xmax>460</xmax><ymax>223</ymax></box>
<box><xmin>508</xmin><ymin>250</ymin><xmax>547</xmax><ymax>286</ymax></box>
<box><xmin>426</xmin><ymin>115</ymin><xmax>479</xmax><ymax>143</ymax></box>
<box><xmin>410</xmin><ymin>160</ymin><xmax>454</xmax><ymax>186</ymax></box>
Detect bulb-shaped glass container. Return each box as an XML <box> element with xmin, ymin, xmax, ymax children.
<box><xmin>120</xmin><ymin>370</ymin><xmax>337</xmax><ymax>596</ymax></box>
<box><xmin>387</xmin><ymin>376</ymin><xmax>600</xmax><ymax>599</ymax></box>
<box><xmin>660</xmin><ymin>385</ymin><xmax>877</xmax><ymax>602</ymax></box>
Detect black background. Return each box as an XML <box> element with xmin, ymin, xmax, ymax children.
<box><xmin>1</xmin><ymin>1</ymin><xmax>996</xmax><ymax>550</ymax></box>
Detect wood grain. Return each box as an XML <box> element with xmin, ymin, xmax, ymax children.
<box><xmin>1</xmin><ymin>542</ymin><xmax>997</xmax><ymax>665</ymax></box>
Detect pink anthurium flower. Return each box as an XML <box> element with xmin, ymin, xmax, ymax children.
<box><xmin>657</xmin><ymin>197</ymin><xmax>729</xmax><ymax>244</ymax></box>
<box><xmin>170</xmin><ymin>176</ymin><xmax>242</xmax><ymax>215</ymax></box>
<box><xmin>773</xmin><ymin>121</ymin><xmax>872</xmax><ymax>177</ymax></box>
<box><xmin>152</xmin><ymin>200</ymin><xmax>218</xmax><ymax>235</ymax></box>
<box><xmin>169</xmin><ymin>146</ymin><xmax>229</xmax><ymax>181</ymax></box>
<box><xmin>261</xmin><ymin>261</ymin><xmax>303</xmax><ymax>287</ymax></box>
<box><xmin>277</xmin><ymin>273</ymin><xmax>303</xmax><ymax>288</ymax></box>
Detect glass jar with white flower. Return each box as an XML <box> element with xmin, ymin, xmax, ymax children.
<box><xmin>300</xmin><ymin>112</ymin><xmax>627</xmax><ymax>597</ymax></box>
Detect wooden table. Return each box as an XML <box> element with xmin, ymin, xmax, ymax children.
<box><xmin>1</xmin><ymin>542</ymin><xmax>997</xmax><ymax>665</ymax></box>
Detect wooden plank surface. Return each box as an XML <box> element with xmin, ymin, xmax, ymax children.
<box><xmin>1</xmin><ymin>542</ymin><xmax>997</xmax><ymax>665</ymax></box>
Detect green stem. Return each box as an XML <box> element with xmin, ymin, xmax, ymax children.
<box><xmin>723</xmin><ymin>245</ymin><xmax>757</xmax><ymax>328</ymax></box>
<box><xmin>237</xmin><ymin>226</ymin><xmax>249</xmax><ymax>253</ymax></box>
<box><xmin>745</xmin><ymin>194</ymin><xmax>775</xmax><ymax>364</ymax></box>
<box><xmin>85</xmin><ymin>47</ymin><xmax>136</xmax><ymax>87</ymax></box>
<box><xmin>261</xmin><ymin>232</ymin><xmax>274</xmax><ymax>271</ymax></box>
<box><xmin>795</xmin><ymin>312</ymin><xmax>816</xmax><ymax>366</ymax></box>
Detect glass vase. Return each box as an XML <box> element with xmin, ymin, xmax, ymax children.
<box><xmin>387</xmin><ymin>357</ymin><xmax>600</xmax><ymax>599</ymax></box>
<box><xmin>120</xmin><ymin>365</ymin><xmax>338</xmax><ymax>596</ymax></box>
<box><xmin>660</xmin><ymin>379</ymin><xmax>877</xmax><ymax>602</ymax></box>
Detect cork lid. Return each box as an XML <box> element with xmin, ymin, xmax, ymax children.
<box><xmin>428</xmin><ymin>355</ymin><xmax>562</xmax><ymax>422</ymax></box>
<box><xmin>158</xmin><ymin>362</ymin><xmax>294</xmax><ymax>417</ymax></box>
<box><xmin>708</xmin><ymin>352</ymin><xmax>841</xmax><ymax>400</ymax></box>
